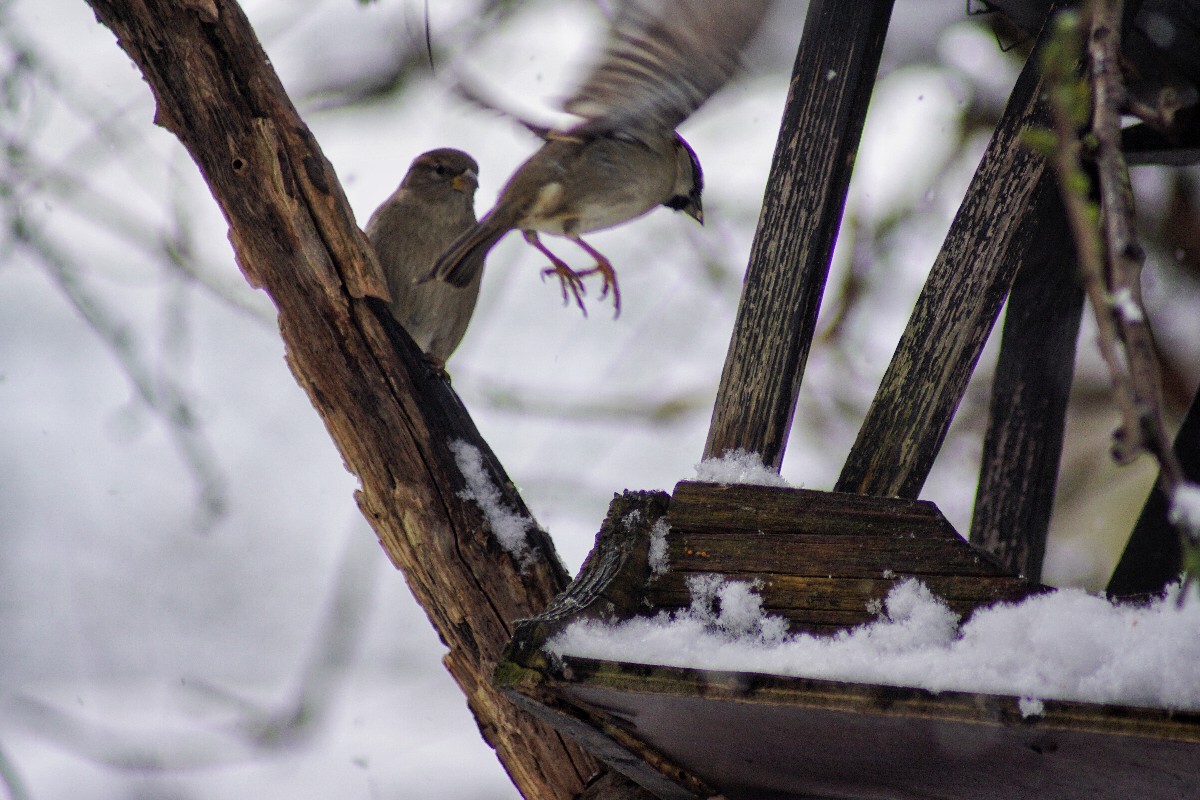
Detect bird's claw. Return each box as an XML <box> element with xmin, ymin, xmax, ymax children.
<box><xmin>542</xmin><ymin>263</ymin><xmax>589</xmax><ymax>316</ymax></box>
<box><xmin>576</xmin><ymin>261</ymin><xmax>621</xmax><ymax>318</ymax></box>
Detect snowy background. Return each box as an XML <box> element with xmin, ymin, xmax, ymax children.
<box><xmin>1</xmin><ymin>0</ymin><xmax>1198</xmax><ymax>798</ymax></box>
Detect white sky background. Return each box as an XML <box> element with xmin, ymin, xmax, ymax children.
<box><xmin>1</xmin><ymin>1</ymin><xmax>1196</xmax><ymax>798</ymax></box>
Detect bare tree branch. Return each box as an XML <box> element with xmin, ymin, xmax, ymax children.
<box><xmin>80</xmin><ymin>1</ymin><xmax>601</xmax><ymax>795</ymax></box>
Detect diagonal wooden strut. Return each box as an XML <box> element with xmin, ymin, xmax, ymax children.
<box><xmin>835</xmin><ymin>20</ymin><xmax>1057</xmax><ymax>500</ymax></box>
<box><xmin>703</xmin><ymin>0</ymin><xmax>895</xmax><ymax>469</ymax></box>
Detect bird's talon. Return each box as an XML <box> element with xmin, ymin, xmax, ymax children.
<box><xmin>575</xmin><ymin>261</ymin><xmax>621</xmax><ymax>318</ymax></box>
<box><xmin>541</xmin><ymin>263</ymin><xmax>590</xmax><ymax>316</ymax></box>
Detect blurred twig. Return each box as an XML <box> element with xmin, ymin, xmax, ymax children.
<box><xmin>0</xmin><ymin>23</ymin><xmax>275</xmax><ymax>325</ymax></box>
<box><xmin>303</xmin><ymin>0</ymin><xmax>521</xmax><ymax>112</ymax></box>
<box><xmin>1</xmin><ymin>525</ymin><xmax>379</xmax><ymax>769</ymax></box>
<box><xmin>472</xmin><ymin>380</ymin><xmax>711</xmax><ymax>425</ymax></box>
<box><xmin>13</xmin><ymin>222</ymin><xmax>229</xmax><ymax>530</ymax></box>
<box><xmin>190</xmin><ymin>526</ymin><xmax>380</xmax><ymax>749</ymax></box>
<box><xmin>0</xmin><ymin>743</ymin><xmax>30</xmax><ymax>800</ymax></box>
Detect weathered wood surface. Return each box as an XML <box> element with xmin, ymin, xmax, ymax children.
<box><xmin>500</xmin><ymin>492</ymin><xmax>711</xmax><ymax>800</ymax></box>
<box><xmin>84</xmin><ymin>2</ymin><xmax>597</xmax><ymax>797</ymax></box>
<box><xmin>835</xmin><ymin>16</ymin><xmax>1058</xmax><ymax>499</ymax></box>
<box><xmin>969</xmin><ymin>176</ymin><xmax>1084</xmax><ymax>582</ymax></box>
<box><xmin>664</xmin><ymin>481</ymin><xmax>1037</xmax><ymax>631</ymax></box>
<box><xmin>557</xmin><ymin>659</ymin><xmax>1200</xmax><ymax>800</ymax></box>
<box><xmin>504</xmin><ymin>491</ymin><xmax>672</xmax><ymax>669</ymax></box>
<box><xmin>672</xmin><ymin>480</ymin><xmax>966</xmax><ymax>536</ymax></box>
<box><xmin>704</xmin><ymin>0</ymin><xmax>894</xmax><ymax>469</ymax></box>
<box><xmin>499</xmin><ymin>483</ymin><xmax>1198</xmax><ymax>800</ymax></box>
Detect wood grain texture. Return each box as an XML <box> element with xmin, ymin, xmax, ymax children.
<box><xmin>84</xmin><ymin>2</ymin><xmax>595</xmax><ymax>797</ymax></box>
<box><xmin>703</xmin><ymin>0</ymin><xmax>895</xmax><ymax>469</ymax></box>
<box><xmin>662</xmin><ymin>482</ymin><xmax>1036</xmax><ymax>632</ymax></box>
<box><xmin>969</xmin><ymin>176</ymin><xmax>1084</xmax><ymax>582</ymax></box>
<box><xmin>500</xmin><ymin>492</ymin><xmax>712</xmax><ymax>800</ymax></box>
<box><xmin>835</xmin><ymin>20</ymin><xmax>1056</xmax><ymax>499</ymax></box>
<box><xmin>669</xmin><ymin>480</ymin><xmax>948</xmax><ymax>535</ymax></box>
<box><xmin>499</xmin><ymin>483</ymin><xmax>1195</xmax><ymax>800</ymax></box>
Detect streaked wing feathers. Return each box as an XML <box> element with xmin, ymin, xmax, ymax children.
<box><xmin>564</xmin><ymin>0</ymin><xmax>771</xmax><ymax>134</ymax></box>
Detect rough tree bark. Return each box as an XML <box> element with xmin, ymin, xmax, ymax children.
<box><xmin>82</xmin><ymin>0</ymin><xmax>620</xmax><ymax>797</ymax></box>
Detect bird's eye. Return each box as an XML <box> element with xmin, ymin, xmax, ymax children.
<box><xmin>433</xmin><ymin>164</ymin><xmax>450</xmax><ymax>176</ymax></box>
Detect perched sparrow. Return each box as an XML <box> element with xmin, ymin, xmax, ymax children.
<box><xmin>366</xmin><ymin>148</ymin><xmax>483</xmax><ymax>367</ymax></box>
<box><xmin>427</xmin><ymin>0</ymin><xmax>770</xmax><ymax>316</ymax></box>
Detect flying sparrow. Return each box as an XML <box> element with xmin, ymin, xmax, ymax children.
<box><xmin>428</xmin><ymin>129</ymin><xmax>701</xmax><ymax>316</ymax></box>
<box><xmin>366</xmin><ymin>148</ymin><xmax>483</xmax><ymax>367</ymax></box>
<box><xmin>425</xmin><ymin>0</ymin><xmax>770</xmax><ymax>316</ymax></box>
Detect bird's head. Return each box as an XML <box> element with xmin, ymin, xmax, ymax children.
<box><xmin>664</xmin><ymin>133</ymin><xmax>703</xmax><ymax>224</ymax></box>
<box><xmin>403</xmin><ymin>148</ymin><xmax>480</xmax><ymax>196</ymax></box>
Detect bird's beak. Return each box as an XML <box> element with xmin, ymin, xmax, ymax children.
<box><xmin>451</xmin><ymin>169</ymin><xmax>478</xmax><ymax>193</ymax></box>
<box><xmin>688</xmin><ymin>205</ymin><xmax>704</xmax><ymax>225</ymax></box>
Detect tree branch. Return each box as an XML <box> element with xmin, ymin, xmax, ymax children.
<box><xmin>1041</xmin><ymin>1</ymin><xmax>1200</xmax><ymax>593</ymax></box>
<box><xmin>81</xmin><ymin>0</ymin><xmax>599</xmax><ymax>796</ymax></box>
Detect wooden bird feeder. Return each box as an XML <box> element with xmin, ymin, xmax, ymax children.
<box><xmin>494</xmin><ymin>3</ymin><xmax>1200</xmax><ymax>798</ymax></box>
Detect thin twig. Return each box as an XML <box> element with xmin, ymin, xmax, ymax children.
<box><xmin>14</xmin><ymin>223</ymin><xmax>229</xmax><ymax>531</ymax></box>
<box><xmin>1040</xmin><ymin>1</ymin><xmax>1200</xmax><ymax>593</ymax></box>
<box><xmin>1041</xmin><ymin>9</ymin><xmax>1137</xmax><ymax>458</ymax></box>
<box><xmin>1085</xmin><ymin>0</ymin><xmax>1199</xmax><ymax>587</ymax></box>
<box><xmin>0</xmin><ymin>744</ymin><xmax>31</xmax><ymax>800</ymax></box>
<box><xmin>1087</xmin><ymin>0</ymin><xmax>1175</xmax><ymax>474</ymax></box>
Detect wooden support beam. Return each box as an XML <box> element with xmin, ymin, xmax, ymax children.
<box><xmin>703</xmin><ymin>0</ymin><xmax>894</xmax><ymax>469</ymax></box>
<box><xmin>835</xmin><ymin>20</ymin><xmax>1055</xmax><ymax>500</ymax></box>
<box><xmin>969</xmin><ymin>180</ymin><xmax>1084</xmax><ymax>582</ymax></box>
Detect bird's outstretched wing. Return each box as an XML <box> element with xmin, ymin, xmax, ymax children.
<box><xmin>564</xmin><ymin>0</ymin><xmax>772</xmax><ymax>135</ymax></box>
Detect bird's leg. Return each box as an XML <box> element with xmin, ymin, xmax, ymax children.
<box><xmin>569</xmin><ymin>236</ymin><xmax>621</xmax><ymax>318</ymax></box>
<box><xmin>524</xmin><ymin>231</ymin><xmax>588</xmax><ymax>315</ymax></box>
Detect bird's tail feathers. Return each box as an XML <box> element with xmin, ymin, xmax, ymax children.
<box><xmin>425</xmin><ymin>212</ymin><xmax>513</xmax><ymax>288</ymax></box>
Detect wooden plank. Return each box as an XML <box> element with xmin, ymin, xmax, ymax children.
<box><xmin>669</xmin><ymin>480</ymin><xmax>946</xmax><ymax>536</ymax></box>
<box><xmin>550</xmin><ymin>658</ymin><xmax>1200</xmax><ymax>800</ymax></box>
<box><xmin>653</xmin><ymin>483</ymin><xmax>1038</xmax><ymax>633</ymax></box>
<box><xmin>496</xmin><ymin>487</ymin><xmax>1193</xmax><ymax>800</ymax></box>
<box><xmin>835</xmin><ymin>12</ymin><xmax>1060</xmax><ymax>499</ymax></box>
<box><xmin>647</xmin><ymin>572</ymin><xmax>1034</xmax><ymax>609</ymax></box>
<box><xmin>646</xmin><ymin>573</ymin><xmax>1033</xmax><ymax>630</ymax></box>
<box><xmin>664</xmin><ymin>531</ymin><xmax>1013</xmax><ymax>577</ymax></box>
<box><xmin>969</xmin><ymin>176</ymin><xmax>1084</xmax><ymax>582</ymax></box>
<box><xmin>703</xmin><ymin>0</ymin><xmax>895</xmax><ymax>469</ymax></box>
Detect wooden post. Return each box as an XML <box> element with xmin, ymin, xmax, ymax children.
<box><xmin>835</xmin><ymin>19</ymin><xmax>1056</xmax><ymax>499</ymax></box>
<box><xmin>702</xmin><ymin>0</ymin><xmax>894</xmax><ymax>469</ymax></box>
<box><xmin>969</xmin><ymin>179</ymin><xmax>1084</xmax><ymax>582</ymax></box>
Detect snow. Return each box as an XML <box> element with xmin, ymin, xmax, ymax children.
<box><xmin>648</xmin><ymin>518</ymin><xmax>671</xmax><ymax>577</ymax></box>
<box><xmin>1169</xmin><ymin>482</ymin><xmax>1200</xmax><ymax>534</ymax></box>
<box><xmin>449</xmin><ymin>439</ymin><xmax>533</xmax><ymax>562</ymax></box>
<box><xmin>1111</xmin><ymin>287</ymin><xmax>1145</xmax><ymax>323</ymax></box>
<box><xmin>694</xmin><ymin>449</ymin><xmax>791</xmax><ymax>487</ymax></box>
<box><xmin>1019</xmin><ymin>696</ymin><xmax>1045</xmax><ymax>718</ymax></box>
<box><xmin>548</xmin><ymin>577</ymin><xmax>1200</xmax><ymax>711</ymax></box>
